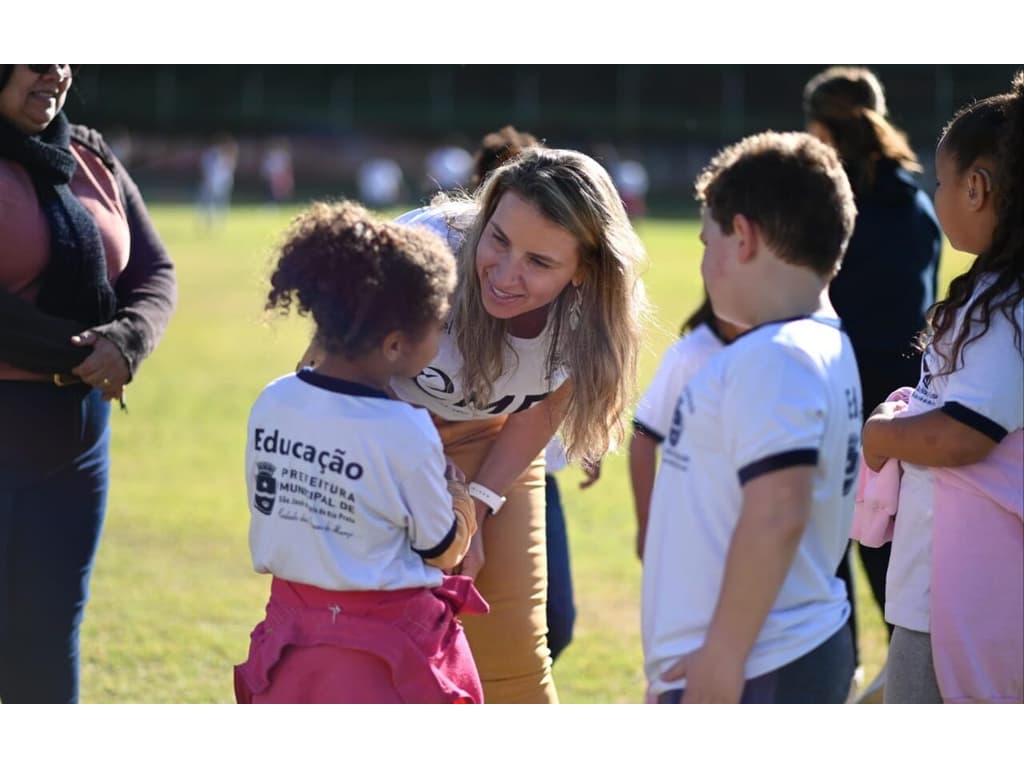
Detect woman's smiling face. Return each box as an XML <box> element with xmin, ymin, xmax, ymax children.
<box><xmin>475</xmin><ymin>190</ymin><xmax>582</xmax><ymax>336</ymax></box>
<box><xmin>0</xmin><ymin>65</ymin><xmax>73</xmax><ymax>135</ymax></box>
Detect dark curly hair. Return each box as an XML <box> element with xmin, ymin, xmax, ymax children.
<box><xmin>267</xmin><ymin>200</ymin><xmax>456</xmax><ymax>358</ymax></box>
<box><xmin>695</xmin><ymin>131</ymin><xmax>857</xmax><ymax>277</ymax></box>
<box><xmin>922</xmin><ymin>71</ymin><xmax>1023</xmax><ymax>376</ymax></box>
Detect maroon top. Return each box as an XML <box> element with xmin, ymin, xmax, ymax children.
<box><xmin>0</xmin><ymin>126</ymin><xmax>176</xmax><ymax>381</ymax></box>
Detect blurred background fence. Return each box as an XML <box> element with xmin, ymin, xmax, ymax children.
<box><xmin>66</xmin><ymin>64</ymin><xmax>1020</xmax><ymax>212</ymax></box>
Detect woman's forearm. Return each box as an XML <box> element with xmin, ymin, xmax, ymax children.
<box><xmin>472</xmin><ymin>380</ymin><xmax>572</xmax><ymax>495</ymax></box>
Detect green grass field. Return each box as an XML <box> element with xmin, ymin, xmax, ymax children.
<box><xmin>78</xmin><ymin>204</ymin><xmax>972</xmax><ymax>703</ymax></box>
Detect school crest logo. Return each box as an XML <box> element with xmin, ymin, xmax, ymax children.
<box><xmin>413</xmin><ymin>366</ymin><xmax>457</xmax><ymax>401</ymax></box>
<box><xmin>920</xmin><ymin>357</ymin><xmax>933</xmax><ymax>390</ymax></box>
<box><xmin>253</xmin><ymin>461</ymin><xmax>277</xmax><ymax>515</ymax></box>
<box><xmin>842</xmin><ymin>434</ymin><xmax>860</xmax><ymax>496</ymax></box>
<box><xmin>668</xmin><ymin>393</ymin><xmax>684</xmax><ymax>447</ymax></box>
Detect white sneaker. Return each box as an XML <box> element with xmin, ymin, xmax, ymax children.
<box><xmin>845</xmin><ymin>665</ymin><xmax>866</xmax><ymax>703</ymax></box>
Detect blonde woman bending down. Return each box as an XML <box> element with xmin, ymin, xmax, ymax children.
<box><xmin>305</xmin><ymin>148</ymin><xmax>647</xmax><ymax>702</ymax></box>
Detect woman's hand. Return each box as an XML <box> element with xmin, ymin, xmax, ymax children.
<box><xmin>70</xmin><ymin>330</ymin><xmax>129</xmax><ymax>401</ymax></box>
<box><xmin>451</xmin><ymin>497</ymin><xmax>490</xmax><ymax>578</ymax></box>
<box><xmin>455</xmin><ymin>530</ymin><xmax>486</xmax><ymax>579</ymax></box>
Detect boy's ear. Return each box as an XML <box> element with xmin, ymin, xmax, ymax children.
<box><xmin>966</xmin><ymin>167</ymin><xmax>993</xmax><ymax>211</ymax></box>
<box><xmin>732</xmin><ymin>213</ymin><xmax>759</xmax><ymax>263</ymax></box>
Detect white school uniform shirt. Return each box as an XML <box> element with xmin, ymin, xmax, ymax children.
<box><xmin>642</xmin><ymin>315</ymin><xmax>862</xmax><ymax>693</ymax></box>
<box><xmin>885</xmin><ymin>276</ymin><xmax>1024</xmax><ymax>632</ymax></box>
<box><xmin>633</xmin><ymin>323</ymin><xmax>725</xmax><ymax>443</ymax></box>
<box><xmin>246</xmin><ymin>369</ymin><xmax>458</xmax><ymax>591</ymax></box>
<box><xmin>390</xmin><ymin>207</ymin><xmax>569</xmax><ymax>421</ymax></box>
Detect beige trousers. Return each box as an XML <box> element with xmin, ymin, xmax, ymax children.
<box><xmin>435</xmin><ymin>415</ymin><xmax>557</xmax><ymax>704</ymax></box>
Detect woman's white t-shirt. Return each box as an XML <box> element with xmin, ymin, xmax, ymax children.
<box><xmin>390</xmin><ymin>207</ymin><xmax>568</xmax><ymax>421</ymax></box>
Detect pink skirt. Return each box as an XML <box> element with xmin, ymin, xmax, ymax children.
<box><xmin>235</xmin><ymin>575</ymin><xmax>488</xmax><ymax>703</ymax></box>
<box><xmin>931</xmin><ymin>454</ymin><xmax>1023</xmax><ymax>703</ymax></box>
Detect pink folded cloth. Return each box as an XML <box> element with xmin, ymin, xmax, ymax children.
<box><xmin>850</xmin><ymin>386</ymin><xmax>914</xmax><ymax>547</ymax></box>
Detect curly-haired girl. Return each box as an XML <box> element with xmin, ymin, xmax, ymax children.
<box><xmin>235</xmin><ymin>201</ymin><xmax>486</xmax><ymax>703</ymax></box>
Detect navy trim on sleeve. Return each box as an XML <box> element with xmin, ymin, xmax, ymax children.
<box><xmin>738</xmin><ymin>448</ymin><xmax>819</xmax><ymax>485</ymax></box>
<box><xmin>941</xmin><ymin>401</ymin><xmax>1008</xmax><ymax>443</ymax></box>
<box><xmin>632</xmin><ymin>419</ymin><xmax>665</xmax><ymax>444</ymax></box>
<box><xmin>412</xmin><ymin>516</ymin><xmax>458</xmax><ymax>560</ymax></box>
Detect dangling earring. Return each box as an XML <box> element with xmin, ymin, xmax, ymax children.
<box><xmin>568</xmin><ymin>285</ymin><xmax>583</xmax><ymax>331</ymax></box>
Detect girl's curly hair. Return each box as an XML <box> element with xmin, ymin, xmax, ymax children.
<box><xmin>267</xmin><ymin>200</ymin><xmax>456</xmax><ymax>357</ymax></box>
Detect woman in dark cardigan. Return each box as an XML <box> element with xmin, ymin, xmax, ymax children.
<box><xmin>0</xmin><ymin>64</ymin><xmax>177</xmax><ymax>703</ymax></box>
<box><xmin>803</xmin><ymin>66</ymin><xmax>942</xmax><ymax>699</ymax></box>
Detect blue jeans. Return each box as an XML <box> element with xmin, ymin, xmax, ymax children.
<box><xmin>545</xmin><ymin>475</ymin><xmax>576</xmax><ymax>663</ymax></box>
<box><xmin>0</xmin><ymin>382</ymin><xmax>110</xmax><ymax>703</ymax></box>
<box><xmin>657</xmin><ymin>623</ymin><xmax>855</xmax><ymax>704</ymax></box>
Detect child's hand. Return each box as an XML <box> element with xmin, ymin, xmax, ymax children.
<box><xmin>444</xmin><ymin>457</ymin><xmax>466</xmax><ymax>485</ymax></box>
<box><xmin>662</xmin><ymin>645</ymin><xmax>745</xmax><ymax>703</ymax></box>
<box><xmin>862</xmin><ymin>405</ymin><xmax>904</xmax><ymax>472</ymax></box>
<box><xmin>862</xmin><ymin>447</ymin><xmax>888</xmax><ymax>473</ymax></box>
<box><xmin>869</xmin><ymin>399</ymin><xmax>908</xmax><ymax>419</ymax></box>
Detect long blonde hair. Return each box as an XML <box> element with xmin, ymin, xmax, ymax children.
<box><xmin>435</xmin><ymin>147</ymin><xmax>648</xmax><ymax>464</ymax></box>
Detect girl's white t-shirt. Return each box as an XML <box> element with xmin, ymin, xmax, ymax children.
<box><xmin>246</xmin><ymin>370</ymin><xmax>458</xmax><ymax>591</ymax></box>
<box><xmin>886</xmin><ymin>277</ymin><xmax>1024</xmax><ymax>632</ymax></box>
<box><xmin>633</xmin><ymin>324</ymin><xmax>725</xmax><ymax>443</ymax></box>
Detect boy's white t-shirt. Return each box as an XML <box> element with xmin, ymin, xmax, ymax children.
<box><xmin>886</xmin><ymin>277</ymin><xmax>1024</xmax><ymax>632</ymax></box>
<box><xmin>633</xmin><ymin>323</ymin><xmax>725</xmax><ymax>443</ymax></box>
<box><xmin>390</xmin><ymin>207</ymin><xmax>569</xmax><ymax>421</ymax></box>
<box><xmin>246</xmin><ymin>369</ymin><xmax>458</xmax><ymax>591</ymax></box>
<box><xmin>642</xmin><ymin>315</ymin><xmax>862</xmax><ymax>693</ymax></box>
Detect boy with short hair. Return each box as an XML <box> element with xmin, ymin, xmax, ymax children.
<box><xmin>642</xmin><ymin>131</ymin><xmax>862</xmax><ymax>703</ymax></box>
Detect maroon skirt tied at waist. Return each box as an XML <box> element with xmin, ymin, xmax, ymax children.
<box><xmin>235</xmin><ymin>575</ymin><xmax>489</xmax><ymax>703</ymax></box>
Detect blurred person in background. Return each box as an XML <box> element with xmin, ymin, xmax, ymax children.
<box><xmin>803</xmin><ymin>65</ymin><xmax>942</xmax><ymax>702</ymax></box>
<box><xmin>357</xmin><ymin>156</ymin><xmax>404</xmax><ymax>210</ymax></box>
<box><xmin>613</xmin><ymin>158</ymin><xmax>649</xmax><ymax>219</ymax></box>
<box><xmin>197</xmin><ymin>133</ymin><xmax>238</xmax><ymax>227</ymax></box>
<box><xmin>425</xmin><ymin>141</ymin><xmax>472</xmax><ymax>193</ymax></box>
<box><xmin>0</xmin><ymin>64</ymin><xmax>177</xmax><ymax>703</ymax></box>
<box><xmin>260</xmin><ymin>138</ymin><xmax>294</xmax><ymax>206</ymax></box>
